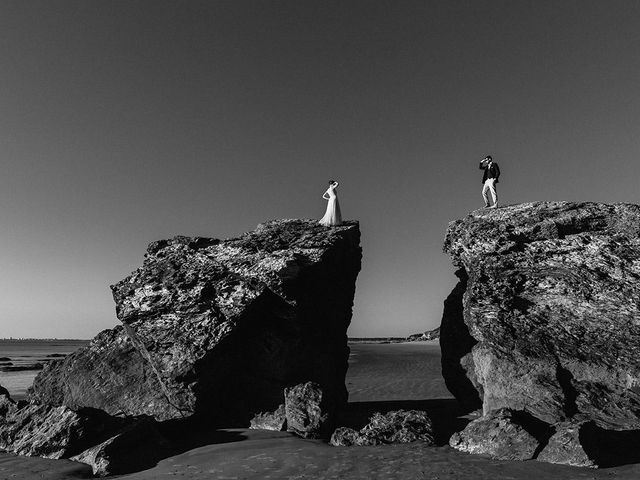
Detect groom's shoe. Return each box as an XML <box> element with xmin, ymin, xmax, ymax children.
<box><xmin>489</xmin><ymin>204</ymin><xmax>498</xmax><ymax>209</ymax></box>
<box><xmin>484</xmin><ymin>203</ymin><xmax>490</xmax><ymax>208</ymax></box>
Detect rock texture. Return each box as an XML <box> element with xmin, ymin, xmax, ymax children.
<box><xmin>284</xmin><ymin>382</ymin><xmax>334</xmax><ymax>438</ymax></box>
<box><xmin>537</xmin><ymin>419</ymin><xmax>640</xmax><ymax>468</ymax></box>
<box><xmin>250</xmin><ymin>404</ymin><xmax>287</xmax><ymax>431</ymax></box>
<box><xmin>449</xmin><ymin>408</ymin><xmax>548</xmax><ymax>461</ymax></box>
<box><xmin>330</xmin><ymin>410</ymin><xmax>435</xmax><ymax>446</ymax></box>
<box><xmin>30</xmin><ymin>220</ymin><xmax>361</xmax><ymax>423</ymax></box>
<box><xmin>0</xmin><ymin>387</ymin><xmax>169</xmax><ymax>476</ymax></box>
<box><xmin>441</xmin><ymin>202</ymin><xmax>640</xmax><ymax>429</ymax></box>
<box><xmin>0</xmin><ymin>402</ymin><xmax>127</xmax><ymax>459</ymax></box>
<box><xmin>330</xmin><ymin>427</ymin><xmax>362</xmax><ymax>446</ymax></box>
<box><xmin>536</xmin><ymin>420</ymin><xmax>597</xmax><ymax>468</ymax></box>
<box><xmin>3</xmin><ymin>220</ymin><xmax>359</xmax><ymax>474</ymax></box>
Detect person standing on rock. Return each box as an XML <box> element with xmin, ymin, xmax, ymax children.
<box><xmin>319</xmin><ymin>180</ymin><xmax>342</xmax><ymax>226</ymax></box>
<box><xmin>480</xmin><ymin>155</ymin><xmax>500</xmax><ymax>208</ymax></box>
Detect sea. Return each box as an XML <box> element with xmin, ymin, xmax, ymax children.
<box><xmin>0</xmin><ymin>339</ymin><xmax>88</xmax><ymax>400</ymax></box>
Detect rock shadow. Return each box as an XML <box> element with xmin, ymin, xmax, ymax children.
<box><xmin>439</xmin><ymin>268</ymin><xmax>482</xmax><ymax>413</ymax></box>
<box><xmin>157</xmin><ymin>417</ymin><xmax>249</xmax><ymax>458</ymax></box>
<box><xmin>580</xmin><ymin>424</ymin><xmax>640</xmax><ymax>468</ymax></box>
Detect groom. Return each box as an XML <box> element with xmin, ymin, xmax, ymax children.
<box><xmin>479</xmin><ymin>155</ymin><xmax>500</xmax><ymax>208</ymax></box>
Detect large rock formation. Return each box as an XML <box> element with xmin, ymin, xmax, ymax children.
<box><xmin>441</xmin><ymin>202</ymin><xmax>640</xmax><ymax>429</ymax></box>
<box><xmin>30</xmin><ymin>220</ymin><xmax>361</xmax><ymax>424</ymax></box>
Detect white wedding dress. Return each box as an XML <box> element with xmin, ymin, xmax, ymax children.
<box><xmin>319</xmin><ymin>184</ymin><xmax>342</xmax><ymax>226</ymax></box>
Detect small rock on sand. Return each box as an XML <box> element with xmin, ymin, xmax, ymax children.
<box><xmin>449</xmin><ymin>408</ymin><xmax>548</xmax><ymax>461</ymax></box>
<box><xmin>331</xmin><ymin>410</ymin><xmax>435</xmax><ymax>446</ymax></box>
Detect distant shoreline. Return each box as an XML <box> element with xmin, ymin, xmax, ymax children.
<box><xmin>348</xmin><ymin>337</ymin><xmax>438</xmax><ymax>344</ymax></box>
<box><xmin>0</xmin><ymin>338</ymin><xmax>89</xmax><ymax>342</ymax></box>
<box><xmin>1</xmin><ymin>338</ymin><xmax>434</xmax><ymax>344</ymax></box>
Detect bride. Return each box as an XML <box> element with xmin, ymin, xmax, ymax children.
<box><xmin>319</xmin><ymin>180</ymin><xmax>342</xmax><ymax>226</ymax></box>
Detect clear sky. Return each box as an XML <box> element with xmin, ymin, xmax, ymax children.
<box><xmin>1</xmin><ymin>0</ymin><xmax>640</xmax><ymax>339</ymax></box>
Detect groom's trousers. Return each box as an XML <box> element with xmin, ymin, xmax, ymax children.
<box><xmin>482</xmin><ymin>179</ymin><xmax>498</xmax><ymax>206</ymax></box>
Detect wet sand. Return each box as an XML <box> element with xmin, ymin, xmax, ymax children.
<box><xmin>2</xmin><ymin>342</ymin><xmax>640</xmax><ymax>479</ymax></box>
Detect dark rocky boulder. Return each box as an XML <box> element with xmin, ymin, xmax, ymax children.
<box><xmin>441</xmin><ymin>202</ymin><xmax>640</xmax><ymax>429</ymax></box>
<box><xmin>0</xmin><ymin>388</ymin><xmax>14</xmax><ymax>418</ymax></box>
<box><xmin>359</xmin><ymin>409</ymin><xmax>435</xmax><ymax>445</ymax></box>
<box><xmin>330</xmin><ymin>409</ymin><xmax>435</xmax><ymax>446</ymax></box>
<box><xmin>0</xmin><ymin>389</ymin><xmax>170</xmax><ymax>476</ymax></box>
<box><xmin>30</xmin><ymin>220</ymin><xmax>361</xmax><ymax>425</ymax></box>
<box><xmin>70</xmin><ymin>419</ymin><xmax>172</xmax><ymax>476</ymax></box>
<box><xmin>284</xmin><ymin>382</ymin><xmax>334</xmax><ymax>439</ymax></box>
<box><xmin>250</xmin><ymin>404</ymin><xmax>287</xmax><ymax>431</ymax></box>
<box><xmin>449</xmin><ymin>408</ymin><xmax>549</xmax><ymax>460</ymax></box>
<box><xmin>0</xmin><ymin>402</ymin><xmax>128</xmax><ymax>459</ymax></box>
<box><xmin>250</xmin><ymin>381</ymin><xmax>343</xmax><ymax>436</ymax></box>
<box><xmin>537</xmin><ymin>419</ymin><xmax>640</xmax><ymax>468</ymax></box>
<box><xmin>536</xmin><ymin>420</ymin><xmax>597</xmax><ymax>468</ymax></box>
<box><xmin>330</xmin><ymin>426</ymin><xmax>361</xmax><ymax>446</ymax></box>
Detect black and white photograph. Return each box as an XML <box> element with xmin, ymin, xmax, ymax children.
<box><xmin>2</xmin><ymin>1</ymin><xmax>640</xmax><ymax>479</ymax></box>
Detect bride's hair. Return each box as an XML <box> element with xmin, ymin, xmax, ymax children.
<box><xmin>329</xmin><ymin>179</ymin><xmax>336</xmax><ymax>184</ymax></box>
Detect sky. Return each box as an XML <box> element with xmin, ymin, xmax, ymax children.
<box><xmin>1</xmin><ymin>0</ymin><xmax>640</xmax><ymax>339</ymax></box>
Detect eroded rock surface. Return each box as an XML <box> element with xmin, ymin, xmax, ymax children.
<box><xmin>0</xmin><ymin>386</ymin><xmax>169</xmax><ymax>476</ymax></box>
<box><xmin>536</xmin><ymin>420</ymin><xmax>597</xmax><ymax>468</ymax></box>
<box><xmin>537</xmin><ymin>419</ymin><xmax>640</xmax><ymax>468</ymax></box>
<box><xmin>285</xmin><ymin>382</ymin><xmax>334</xmax><ymax>438</ymax></box>
<box><xmin>330</xmin><ymin>410</ymin><xmax>435</xmax><ymax>446</ymax></box>
<box><xmin>441</xmin><ymin>202</ymin><xmax>640</xmax><ymax>429</ymax></box>
<box><xmin>449</xmin><ymin>408</ymin><xmax>547</xmax><ymax>461</ymax></box>
<box><xmin>31</xmin><ymin>220</ymin><xmax>361</xmax><ymax>425</ymax></box>
<box><xmin>250</xmin><ymin>404</ymin><xmax>287</xmax><ymax>431</ymax></box>
<box><xmin>4</xmin><ymin>220</ymin><xmax>360</xmax><ymax>474</ymax></box>
<box><xmin>0</xmin><ymin>401</ymin><xmax>128</xmax><ymax>459</ymax></box>
<box><xmin>330</xmin><ymin>426</ymin><xmax>362</xmax><ymax>446</ymax></box>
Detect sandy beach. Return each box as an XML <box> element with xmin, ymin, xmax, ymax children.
<box><xmin>2</xmin><ymin>342</ymin><xmax>640</xmax><ymax>480</ymax></box>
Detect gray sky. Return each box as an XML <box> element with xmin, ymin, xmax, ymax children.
<box><xmin>2</xmin><ymin>0</ymin><xmax>640</xmax><ymax>338</ymax></box>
